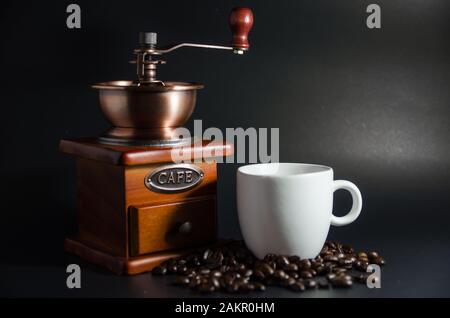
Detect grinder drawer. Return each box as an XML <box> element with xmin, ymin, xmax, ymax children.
<box><xmin>129</xmin><ymin>197</ymin><xmax>216</xmax><ymax>256</ymax></box>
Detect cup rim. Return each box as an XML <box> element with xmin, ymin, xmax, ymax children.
<box><xmin>237</xmin><ymin>162</ymin><xmax>332</xmax><ymax>178</ymax></box>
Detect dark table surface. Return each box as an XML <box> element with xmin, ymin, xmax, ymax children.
<box><xmin>2</xmin><ymin>199</ymin><xmax>449</xmax><ymax>298</ymax></box>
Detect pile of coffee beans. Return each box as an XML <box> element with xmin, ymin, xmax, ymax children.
<box><xmin>151</xmin><ymin>240</ymin><xmax>385</xmax><ymax>294</ymax></box>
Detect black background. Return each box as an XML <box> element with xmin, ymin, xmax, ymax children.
<box><xmin>1</xmin><ymin>0</ymin><xmax>449</xmax><ymax>297</ymax></box>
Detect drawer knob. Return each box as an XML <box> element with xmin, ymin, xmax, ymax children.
<box><xmin>178</xmin><ymin>222</ymin><xmax>193</xmax><ymax>235</ymax></box>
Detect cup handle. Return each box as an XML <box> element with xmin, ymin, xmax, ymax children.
<box><xmin>331</xmin><ymin>180</ymin><xmax>363</xmax><ymax>226</ymax></box>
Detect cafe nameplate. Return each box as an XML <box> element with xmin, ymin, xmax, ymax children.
<box><xmin>145</xmin><ymin>164</ymin><xmax>204</xmax><ymax>193</ymax></box>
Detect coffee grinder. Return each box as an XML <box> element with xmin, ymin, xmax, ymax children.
<box><xmin>60</xmin><ymin>7</ymin><xmax>254</xmax><ymax>274</ymax></box>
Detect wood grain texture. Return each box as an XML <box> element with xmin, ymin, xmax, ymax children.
<box><xmin>60</xmin><ymin>138</ymin><xmax>233</xmax><ymax>166</ymax></box>
<box><xmin>76</xmin><ymin>158</ymin><xmax>127</xmax><ymax>257</ymax></box>
<box><xmin>129</xmin><ymin>197</ymin><xmax>217</xmax><ymax>256</ymax></box>
<box><xmin>65</xmin><ymin>237</ymin><xmax>193</xmax><ymax>275</ymax></box>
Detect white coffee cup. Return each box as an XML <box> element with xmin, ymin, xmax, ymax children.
<box><xmin>237</xmin><ymin>163</ymin><xmax>362</xmax><ymax>259</ymax></box>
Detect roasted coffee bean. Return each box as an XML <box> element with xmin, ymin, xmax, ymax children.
<box><xmin>314</xmin><ymin>255</ymin><xmax>323</xmax><ymax>262</ymax></box>
<box><xmin>177</xmin><ymin>264</ymin><xmax>188</xmax><ymax>274</ymax></box>
<box><xmin>289</xmin><ymin>272</ymin><xmax>300</xmax><ymax>279</ymax></box>
<box><xmin>186</xmin><ymin>272</ymin><xmax>197</xmax><ymax>279</ymax></box>
<box><xmin>223</xmin><ymin>272</ymin><xmax>237</xmax><ymax>282</ymax></box>
<box><xmin>167</xmin><ymin>264</ymin><xmax>178</xmax><ymax>273</ymax></box>
<box><xmin>299</xmin><ymin>259</ymin><xmax>312</xmax><ymax>269</ymax></box>
<box><xmin>358</xmin><ymin>252</ymin><xmax>368</xmax><ymax>259</ymax></box>
<box><xmin>223</xmin><ymin>275</ymin><xmax>234</xmax><ymax>286</ymax></box>
<box><xmin>333</xmin><ymin>268</ymin><xmax>347</xmax><ymax>275</ymax></box>
<box><xmin>354</xmin><ymin>260</ymin><xmax>369</xmax><ymax>271</ymax></box>
<box><xmin>326</xmin><ymin>273</ymin><xmax>336</xmax><ymax>281</ymax></box>
<box><xmin>227</xmin><ymin>257</ymin><xmax>238</xmax><ymax>266</ymax></box>
<box><xmin>152</xmin><ymin>266</ymin><xmax>167</xmax><ymax>275</ymax></box>
<box><xmin>210</xmin><ymin>270</ymin><xmax>222</xmax><ymax>277</ymax></box>
<box><xmin>243</xmin><ymin>283</ymin><xmax>255</xmax><ymax>292</ymax></box>
<box><xmin>353</xmin><ymin>273</ymin><xmax>369</xmax><ymax>284</ymax></box>
<box><xmin>210</xmin><ymin>277</ymin><xmax>221</xmax><ymax>288</ymax></box>
<box><xmin>324</xmin><ymin>255</ymin><xmax>339</xmax><ymax>262</ymax></box>
<box><xmin>194</xmin><ymin>259</ymin><xmax>202</xmax><ymax>266</ymax></box>
<box><xmin>151</xmin><ymin>240</ymin><xmax>384</xmax><ymax>294</ymax></box>
<box><xmin>290</xmin><ymin>282</ymin><xmax>306</xmax><ymax>292</ymax></box>
<box><xmin>177</xmin><ymin>259</ymin><xmax>187</xmax><ymax>265</ymax></box>
<box><xmin>274</xmin><ymin>270</ymin><xmax>288</xmax><ymax>280</ymax></box>
<box><xmin>300</xmin><ymin>271</ymin><xmax>313</xmax><ymax>279</ymax></box>
<box><xmin>327</xmin><ymin>241</ymin><xmax>337</xmax><ymax>249</ymax></box>
<box><xmin>283</xmin><ymin>277</ymin><xmax>296</xmax><ymax>286</ymax></box>
<box><xmin>340</xmin><ymin>274</ymin><xmax>353</xmax><ymax>281</ymax></box>
<box><xmin>174</xmin><ymin>276</ymin><xmax>190</xmax><ymax>285</ymax></box>
<box><xmin>220</xmin><ymin>265</ymin><xmax>230</xmax><ymax>272</ymax></box>
<box><xmin>286</xmin><ymin>263</ymin><xmax>299</xmax><ymax>272</ymax></box>
<box><xmin>347</xmin><ymin>256</ymin><xmax>357</xmax><ymax>263</ymax></box>
<box><xmin>311</xmin><ymin>260</ymin><xmax>322</xmax><ymax>269</ymax></box>
<box><xmin>254</xmin><ymin>282</ymin><xmax>266</xmax><ymax>291</ymax></box>
<box><xmin>305</xmin><ymin>279</ymin><xmax>317</xmax><ymax>289</ymax></box>
<box><xmin>243</xmin><ymin>269</ymin><xmax>253</xmax><ymax>277</ymax></box>
<box><xmin>277</xmin><ymin>256</ymin><xmax>290</xmax><ymax>267</ymax></box>
<box><xmin>373</xmin><ymin>256</ymin><xmax>386</xmax><ymax>265</ymax></box>
<box><xmin>235</xmin><ymin>263</ymin><xmax>246</xmax><ymax>272</ymax></box>
<box><xmin>368</xmin><ymin>251</ymin><xmax>379</xmax><ymax>260</ymax></box>
<box><xmin>254</xmin><ymin>269</ymin><xmax>265</xmax><ymax>280</ymax></box>
<box><xmin>199</xmin><ymin>268</ymin><xmax>211</xmax><ymax>275</ymax></box>
<box><xmin>202</xmin><ymin>249</ymin><xmax>212</xmax><ymax>260</ymax></box>
<box><xmin>259</xmin><ymin>263</ymin><xmax>275</xmax><ymax>275</ymax></box>
<box><xmin>358</xmin><ymin>257</ymin><xmax>369</xmax><ymax>264</ymax></box>
<box><xmin>315</xmin><ymin>265</ymin><xmax>326</xmax><ymax>275</ymax></box>
<box><xmin>342</xmin><ymin>257</ymin><xmax>354</xmax><ymax>265</ymax></box>
<box><xmin>330</xmin><ymin>277</ymin><xmax>353</xmax><ymax>288</ymax></box>
<box><xmin>324</xmin><ymin>264</ymin><xmax>335</xmax><ymax>273</ymax></box>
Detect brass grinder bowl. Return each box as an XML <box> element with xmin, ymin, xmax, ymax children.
<box><xmin>91</xmin><ymin>81</ymin><xmax>204</xmax><ymax>146</ymax></box>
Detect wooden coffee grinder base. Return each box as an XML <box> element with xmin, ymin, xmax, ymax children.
<box><xmin>60</xmin><ymin>138</ymin><xmax>233</xmax><ymax>275</ymax></box>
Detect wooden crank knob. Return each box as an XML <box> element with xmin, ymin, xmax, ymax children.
<box><xmin>229</xmin><ymin>7</ymin><xmax>254</xmax><ymax>51</ymax></box>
